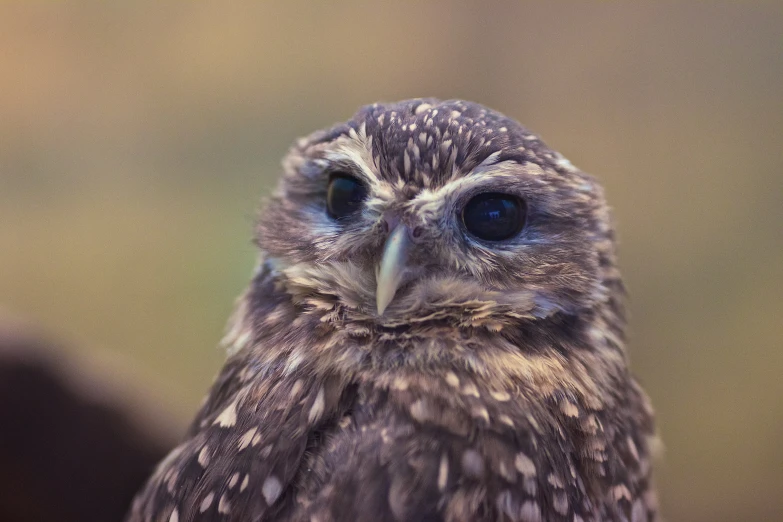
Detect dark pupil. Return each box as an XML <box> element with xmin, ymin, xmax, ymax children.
<box><xmin>462</xmin><ymin>193</ymin><xmax>526</xmax><ymax>241</ymax></box>
<box><xmin>327</xmin><ymin>174</ymin><xmax>367</xmax><ymax>219</ymax></box>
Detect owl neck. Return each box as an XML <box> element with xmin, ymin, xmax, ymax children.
<box><xmin>223</xmin><ymin>258</ymin><xmax>628</xmax><ymax>394</ymax></box>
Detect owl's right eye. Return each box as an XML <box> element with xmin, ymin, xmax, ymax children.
<box><xmin>327</xmin><ymin>173</ymin><xmax>368</xmax><ymax>220</ymax></box>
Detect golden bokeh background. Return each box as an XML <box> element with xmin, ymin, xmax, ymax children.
<box><xmin>1</xmin><ymin>3</ymin><xmax>780</xmax><ymax>521</ymax></box>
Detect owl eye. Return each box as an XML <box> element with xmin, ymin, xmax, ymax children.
<box><xmin>461</xmin><ymin>193</ymin><xmax>526</xmax><ymax>241</ymax></box>
<box><xmin>327</xmin><ymin>173</ymin><xmax>368</xmax><ymax>220</ymax></box>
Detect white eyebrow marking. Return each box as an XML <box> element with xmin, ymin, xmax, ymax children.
<box><xmin>325</xmin><ymin>134</ymin><xmax>377</xmax><ymax>179</ymax></box>
<box><xmin>323</xmin><ymin>135</ymin><xmax>533</xmax><ymax>216</ymax></box>
<box><xmin>411</xmin><ymin>158</ymin><xmax>522</xmax><ymax>209</ymax></box>
<box><xmin>324</xmin><ymin>136</ymin><xmax>396</xmax><ymax>198</ymax></box>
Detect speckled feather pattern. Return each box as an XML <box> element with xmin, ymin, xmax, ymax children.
<box><xmin>127</xmin><ymin>99</ymin><xmax>658</xmax><ymax>522</ymax></box>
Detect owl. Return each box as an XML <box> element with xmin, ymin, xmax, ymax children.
<box><xmin>127</xmin><ymin>99</ymin><xmax>658</xmax><ymax>522</ymax></box>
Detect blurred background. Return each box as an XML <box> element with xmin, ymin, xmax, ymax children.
<box><xmin>1</xmin><ymin>3</ymin><xmax>780</xmax><ymax>521</ymax></box>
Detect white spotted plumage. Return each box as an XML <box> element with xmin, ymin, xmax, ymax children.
<box><xmin>126</xmin><ymin>99</ymin><xmax>658</xmax><ymax>522</ymax></box>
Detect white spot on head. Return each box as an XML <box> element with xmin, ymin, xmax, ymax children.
<box><xmin>290</xmin><ymin>379</ymin><xmax>304</xmax><ymax>398</ymax></box>
<box><xmin>437</xmin><ymin>452</ymin><xmax>449</xmax><ymax>492</ymax></box>
<box><xmin>554</xmin><ymin>153</ymin><xmax>576</xmax><ymax>171</ymax></box>
<box><xmin>218</xmin><ymin>494</ymin><xmax>231</xmax><ymax>514</ymax></box>
<box><xmin>560</xmin><ymin>400</ymin><xmax>579</xmax><ymax>418</ymax></box>
<box><xmin>240</xmin><ymin>474</ymin><xmax>249</xmax><ymax>492</ymax></box>
<box><xmin>199</xmin><ymin>491</ymin><xmax>214</xmax><ymax>513</ymax></box>
<box><xmin>238</xmin><ymin>428</ymin><xmax>259</xmax><ymax>451</ymax></box>
<box><xmin>262</xmin><ymin>475</ymin><xmax>283</xmax><ymax>505</ymax></box>
<box><xmin>391</xmin><ymin>377</ymin><xmax>409</xmax><ymax>391</ymax></box>
<box><xmin>445</xmin><ymin>372</ymin><xmax>460</xmax><ymax>388</ymax></box>
<box><xmin>461</xmin><ymin>382</ymin><xmax>480</xmax><ymax>398</ymax></box>
<box><xmin>308</xmin><ymin>386</ymin><xmax>326</xmax><ymax>424</ymax></box>
<box><xmin>471</xmin><ymin>406</ymin><xmax>490</xmax><ymax>424</ymax></box>
<box><xmin>490</xmin><ymin>390</ymin><xmax>511</xmax><ymax>402</ymax></box>
<box><xmin>169</xmin><ymin>508</ymin><xmax>179</xmax><ymax>522</ymax></box>
<box><xmin>228</xmin><ymin>472</ymin><xmax>240</xmax><ymax>489</ymax></box>
<box><xmin>514</xmin><ymin>452</ymin><xmax>536</xmax><ymax>477</ymax></box>
<box><xmin>214</xmin><ymin>398</ymin><xmax>239</xmax><ymax>428</ymax></box>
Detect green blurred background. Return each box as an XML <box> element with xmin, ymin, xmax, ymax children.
<box><xmin>1</xmin><ymin>3</ymin><xmax>780</xmax><ymax>521</ymax></box>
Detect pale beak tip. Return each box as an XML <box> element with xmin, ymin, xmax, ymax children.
<box><xmin>375</xmin><ymin>224</ymin><xmax>412</xmax><ymax>317</ymax></box>
<box><xmin>376</xmin><ymin>289</ymin><xmax>391</xmax><ymax>316</ymax></box>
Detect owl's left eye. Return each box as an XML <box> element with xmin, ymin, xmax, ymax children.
<box><xmin>327</xmin><ymin>173</ymin><xmax>368</xmax><ymax>220</ymax></box>
<box><xmin>461</xmin><ymin>193</ymin><xmax>526</xmax><ymax>241</ymax></box>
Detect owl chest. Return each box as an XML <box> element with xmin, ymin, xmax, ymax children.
<box><xmin>287</xmin><ymin>381</ymin><xmax>517</xmax><ymax>511</ymax></box>
<box><xmin>287</xmin><ymin>376</ymin><xmax>651</xmax><ymax>522</ymax></box>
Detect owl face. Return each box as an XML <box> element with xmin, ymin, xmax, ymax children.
<box><xmin>257</xmin><ymin>99</ymin><xmax>615</xmax><ymax>332</ymax></box>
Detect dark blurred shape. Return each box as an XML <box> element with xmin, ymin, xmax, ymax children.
<box><xmin>0</xmin><ymin>318</ymin><xmax>176</xmax><ymax>522</ymax></box>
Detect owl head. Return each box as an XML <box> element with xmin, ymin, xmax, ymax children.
<box><xmin>256</xmin><ymin>99</ymin><xmax>622</xmax><ymax>343</ymax></box>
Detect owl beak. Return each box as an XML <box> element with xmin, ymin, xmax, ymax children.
<box><xmin>376</xmin><ymin>224</ymin><xmax>412</xmax><ymax>315</ymax></box>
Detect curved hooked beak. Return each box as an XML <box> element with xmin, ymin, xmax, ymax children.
<box><xmin>376</xmin><ymin>224</ymin><xmax>412</xmax><ymax>315</ymax></box>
